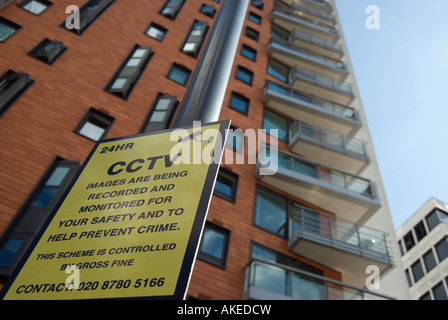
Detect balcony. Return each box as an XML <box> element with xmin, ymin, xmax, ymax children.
<box><xmin>289</xmin><ymin>121</ymin><xmax>369</xmax><ymax>174</ymax></box>
<box><xmin>275</xmin><ymin>0</ymin><xmax>336</xmax><ymax>26</ymax></box>
<box><xmin>287</xmin><ymin>204</ymin><xmax>393</xmax><ymax>287</ymax></box>
<box><xmin>290</xmin><ymin>66</ymin><xmax>354</xmax><ymax>105</ymax></box>
<box><xmin>267</xmin><ymin>38</ymin><xmax>349</xmax><ymax>81</ymax></box>
<box><xmin>292</xmin><ymin>29</ymin><xmax>343</xmax><ymax>60</ymax></box>
<box><xmin>243</xmin><ymin>259</ymin><xmax>394</xmax><ymax>300</ymax></box>
<box><xmin>262</xmin><ymin>80</ymin><xmax>361</xmax><ymax>136</ymax></box>
<box><xmin>271</xmin><ymin>8</ymin><xmax>339</xmax><ymax>42</ymax></box>
<box><xmin>255</xmin><ymin>147</ymin><xmax>381</xmax><ymax>224</ymax></box>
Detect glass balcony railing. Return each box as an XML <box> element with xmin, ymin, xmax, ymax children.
<box><xmin>263</xmin><ymin>148</ymin><xmax>376</xmax><ymax>198</ymax></box>
<box><xmin>290</xmin><ymin>121</ymin><xmax>368</xmax><ymax>161</ymax></box>
<box><xmin>291</xmin><ymin>66</ymin><xmax>353</xmax><ymax>97</ymax></box>
<box><xmin>291</xmin><ymin>2</ymin><xmax>335</xmax><ymax>23</ymax></box>
<box><xmin>288</xmin><ymin>204</ymin><xmax>391</xmax><ymax>262</ymax></box>
<box><xmin>292</xmin><ymin>29</ymin><xmax>343</xmax><ymax>56</ymax></box>
<box><xmin>265</xmin><ymin>80</ymin><xmax>358</xmax><ymax>121</ymax></box>
<box><xmin>269</xmin><ymin>38</ymin><xmax>348</xmax><ymax>73</ymax></box>
<box><xmin>271</xmin><ymin>8</ymin><xmax>339</xmax><ymax>38</ymax></box>
<box><xmin>244</xmin><ymin>259</ymin><xmax>394</xmax><ymax>300</ymax></box>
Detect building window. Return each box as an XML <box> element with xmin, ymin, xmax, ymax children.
<box><xmin>250</xmin><ymin>243</ymin><xmax>325</xmax><ymax>299</ymax></box>
<box><xmin>248</xmin><ymin>11</ymin><xmax>262</xmax><ymax>24</ymax></box>
<box><xmin>198</xmin><ymin>222</ymin><xmax>230</xmax><ymax>269</ymax></box>
<box><xmin>241</xmin><ymin>44</ymin><xmax>257</xmax><ymax>61</ymax></box>
<box><xmin>432</xmin><ymin>281</ymin><xmax>448</xmax><ymax>300</ymax></box>
<box><xmin>160</xmin><ymin>0</ymin><xmax>185</xmax><ymax>20</ymax></box>
<box><xmin>0</xmin><ymin>70</ymin><xmax>32</xmax><ymax>117</ymax></box>
<box><xmin>0</xmin><ymin>158</ymin><xmax>79</xmax><ymax>280</ymax></box>
<box><xmin>28</xmin><ymin>38</ymin><xmax>66</xmax><ymax>65</ymax></box>
<box><xmin>268</xmin><ymin>58</ymin><xmax>290</xmax><ymax>83</ymax></box>
<box><xmin>244</xmin><ymin>26</ymin><xmax>259</xmax><ymax>41</ymax></box>
<box><xmin>235</xmin><ymin>66</ymin><xmax>253</xmax><ymax>85</ymax></box>
<box><xmin>403</xmin><ymin>230</ymin><xmax>416</xmax><ymax>252</ymax></box>
<box><xmin>254</xmin><ymin>186</ymin><xmax>287</xmax><ymax>237</ymax></box>
<box><xmin>0</xmin><ymin>17</ymin><xmax>21</xmax><ymax>42</ymax></box>
<box><xmin>181</xmin><ymin>21</ymin><xmax>208</xmax><ymax>58</ymax></box>
<box><xmin>75</xmin><ymin>108</ymin><xmax>114</xmax><ymax>142</ymax></box>
<box><xmin>226</xmin><ymin>127</ymin><xmax>244</xmax><ymax>154</ymax></box>
<box><xmin>105</xmin><ymin>45</ymin><xmax>152</xmax><ymax>99</ymax></box>
<box><xmin>423</xmin><ymin>249</ymin><xmax>437</xmax><ymax>273</ymax></box>
<box><xmin>214</xmin><ymin>167</ymin><xmax>238</xmax><ymax>203</ymax></box>
<box><xmin>229</xmin><ymin>91</ymin><xmax>249</xmax><ymax>115</ymax></box>
<box><xmin>262</xmin><ymin>108</ymin><xmax>289</xmax><ymax>143</ymax></box>
<box><xmin>62</xmin><ymin>0</ymin><xmax>115</xmax><ymax>35</ymax></box>
<box><xmin>17</xmin><ymin>0</ymin><xmax>52</xmax><ymax>15</ymax></box>
<box><xmin>411</xmin><ymin>259</ymin><xmax>424</xmax><ymax>283</ymax></box>
<box><xmin>251</xmin><ymin>0</ymin><xmax>263</xmax><ymax>10</ymax></box>
<box><xmin>167</xmin><ymin>63</ymin><xmax>191</xmax><ymax>86</ymax></box>
<box><xmin>144</xmin><ymin>22</ymin><xmax>167</xmax><ymax>41</ymax></box>
<box><xmin>420</xmin><ymin>292</ymin><xmax>432</xmax><ymax>300</ymax></box>
<box><xmin>414</xmin><ymin>221</ymin><xmax>427</xmax><ymax>242</ymax></box>
<box><xmin>435</xmin><ymin>237</ymin><xmax>448</xmax><ymax>262</ymax></box>
<box><xmin>200</xmin><ymin>4</ymin><xmax>216</xmax><ymax>18</ymax></box>
<box><xmin>0</xmin><ymin>239</ymin><xmax>25</xmax><ymax>268</ymax></box>
<box><xmin>141</xmin><ymin>93</ymin><xmax>178</xmax><ymax>133</ymax></box>
<box><xmin>426</xmin><ymin>208</ymin><xmax>448</xmax><ymax>231</ymax></box>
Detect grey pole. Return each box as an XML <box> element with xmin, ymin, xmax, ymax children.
<box><xmin>172</xmin><ymin>0</ymin><xmax>249</xmax><ymax>127</ymax></box>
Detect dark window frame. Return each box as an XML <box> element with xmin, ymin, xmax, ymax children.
<box><xmin>140</xmin><ymin>93</ymin><xmax>179</xmax><ymax>133</ymax></box>
<box><xmin>414</xmin><ymin>220</ymin><xmax>427</xmax><ymax>242</ymax></box>
<box><xmin>244</xmin><ymin>26</ymin><xmax>259</xmax><ymax>41</ymax></box>
<box><xmin>60</xmin><ymin>0</ymin><xmax>116</xmax><ymax>36</ymax></box>
<box><xmin>411</xmin><ymin>259</ymin><xmax>425</xmax><ymax>283</ymax></box>
<box><xmin>248</xmin><ymin>11</ymin><xmax>262</xmax><ymax>24</ymax></box>
<box><xmin>105</xmin><ymin>45</ymin><xmax>153</xmax><ymax>100</ymax></box>
<box><xmin>0</xmin><ymin>69</ymin><xmax>33</xmax><ymax>117</ymax></box>
<box><xmin>197</xmin><ymin>222</ymin><xmax>231</xmax><ymax>269</ymax></box>
<box><xmin>0</xmin><ymin>157</ymin><xmax>80</xmax><ymax>280</ymax></box>
<box><xmin>235</xmin><ymin>65</ymin><xmax>254</xmax><ymax>86</ymax></box>
<box><xmin>28</xmin><ymin>38</ymin><xmax>66</xmax><ymax>65</ymax></box>
<box><xmin>17</xmin><ymin>0</ymin><xmax>53</xmax><ymax>16</ymax></box>
<box><xmin>0</xmin><ymin>17</ymin><xmax>22</xmax><ymax>43</ymax></box>
<box><xmin>213</xmin><ymin>167</ymin><xmax>239</xmax><ymax>203</ymax></box>
<box><xmin>180</xmin><ymin>20</ymin><xmax>209</xmax><ymax>58</ymax></box>
<box><xmin>241</xmin><ymin>44</ymin><xmax>257</xmax><ymax>61</ymax></box>
<box><xmin>159</xmin><ymin>0</ymin><xmax>186</xmax><ymax>20</ymax></box>
<box><xmin>167</xmin><ymin>63</ymin><xmax>191</xmax><ymax>86</ymax></box>
<box><xmin>435</xmin><ymin>237</ymin><xmax>448</xmax><ymax>263</ymax></box>
<box><xmin>74</xmin><ymin>107</ymin><xmax>115</xmax><ymax>142</ymax></box>
<box><xmin>144</xmin><ymin>22</ymin><xmax>168</xmax><ymax>41</ymax></box>
<box><xmin>403</xmin><ymin>230</ymin><xmax>416</xmax><ymax>252</ymax></box>
<box><xmin>199</xmin><ymin>3</ymin><xmax>216</xmax><ymax>18</ymax></box>
<box><xmin>229</xmin><ymin>91</ymin><xmax>250</xmax><ymax>116</ymax></box>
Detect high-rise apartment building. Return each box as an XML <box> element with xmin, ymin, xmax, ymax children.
<box><xmin>396</xmin><ymin>198</ymin><xmax>448</xmax><ymax>300</ymax></box>
<box><xmin>0</xmin><ymin>0</ymin><xmax>410</xmax><ymax>299</ymax></box>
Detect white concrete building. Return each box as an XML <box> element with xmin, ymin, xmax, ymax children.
<box><xmin>396</xmin><ymin>198</ymin><xmax>448</xmax><ymax>300</ymax></box>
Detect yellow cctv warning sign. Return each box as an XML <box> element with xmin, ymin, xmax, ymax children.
<box><xmin>0</xmin><ymin>120</ymin><xmax>230</xmax><ymax>300</ymax></box>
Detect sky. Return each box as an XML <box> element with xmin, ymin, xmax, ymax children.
<box><xmin>334</xmin><ymin>0</ymin><xmax>448</xmax><ymax>229</ymax></box>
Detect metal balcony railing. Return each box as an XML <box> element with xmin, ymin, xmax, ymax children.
<box><xmin>264</xmin><ymin>80</ymin><xmax>359</xmax><ymax>121</ymax></box>
<box><xmin>269</xmin><ymin>38</ymin><xmax>348</xmax><ymax>73</ymax></box>
<box><xmin>292</xmin><ymin>29</ymin><xmax>343</xmax><ymax>56</ymax></box>
<box><xmin>271</xmin><ymin>8</ymin><xmax>339</xmax><ymax>38</ymax></box>
<box><xmin>261</xmin><ymin>147</ymin><xmax>376</xmax><ymax>199</ymax></box>
<box><xmin>290</xmin><ymin>120</ymin><xmax>369</xmax><ymax>161</ymax></box>
<box><xmin>287</xmin><ymin>204</ymin><xmax>392</xmax><ymax>263</ymax></box>
<box><xmin>291</xmin><ymin>66</ymin><xmax>353</xmax><ymax>97</ymax></box>
<box><xmin>244</xmin><ymin>259</ymin><xmax>394</xmax><ymax>300</ymax></box>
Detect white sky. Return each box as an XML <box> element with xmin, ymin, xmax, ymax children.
<box><xmin>335</xmin><ymin>0</ymin><xmax>448</xmax><ymax>228</ymax></box>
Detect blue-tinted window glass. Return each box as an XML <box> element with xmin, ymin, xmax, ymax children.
<box><xmin>32</xmin><ymin>187</ymin><xmax>58</xmax><ymax>207</ymax></box>
<box><xmin>241</xmin><ymin>45</ymin><xmax>256</xmax><ymax>61</ymax></box>
<box><xmin>229</xmin><ymin>92</ymin><xmax>249</xmax><ymax>114</ymax></box>
<box><xmin>167</xmin><ymin>64</ymin><xmax>191</xmax><ymax>85</ymax></box>
<box><xmin>200</xmin><ymin>227</ymin><xmax>225</xmax><ymax>260</ymax></box>
<box><xmin>268</xmin><ymin>59</ymin><xmax>289</xmax><ymax>82</ymax></box>
<box><xmin>0</xmin><ymin>238</ymin><xmax>24</xmax><ymax>267</ymax></box>
<box><xmin>255</xmin><ymin>187</ymin><xmax>287</xmax><ymax>237</ymax></box>
<box><xmin>235</xmin><ymin>66</ymin><xmax>253</xmax><ymax>85</ymax></box>
<box><xmin>262</xmin><ymin>109</ymin><xmax>288</xmax><ymax>142</ymax></box>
